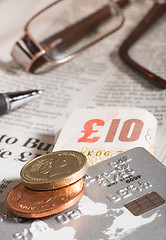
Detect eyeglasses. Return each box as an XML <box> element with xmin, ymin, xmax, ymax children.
<box><xmin>11</xmin><ymin>0</ymin><xmax>125</xmax><ymax>73</ymax></box>
<box><xmin>119</xmin><ymin>0</ymin><xmax>166</xmax><ymax>88</ymax></box>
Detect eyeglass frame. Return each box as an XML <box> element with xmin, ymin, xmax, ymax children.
<box><xmin>11</xmin><ymin>0</ymin><xmax>128</xmax><ymax>73</ymax></box>
<box><xmin>119</xmin><ymin>0</ymin><xmax>166</xmax><ymax>88</ymax></box>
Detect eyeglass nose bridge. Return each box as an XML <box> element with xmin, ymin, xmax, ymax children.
<box><xmin>11</xmin><ymin>33</ymin><xmax>47</xmax><ymax>72</ymax></box>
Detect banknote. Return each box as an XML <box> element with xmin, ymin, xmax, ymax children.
<box><xmin>54</xmin><ymin>107</ymin><xmax>157</xmax><ymax>165</ymax></box>
<box><xmin>0</xmin><ymin>147</ymin><xmax>165</xmax><ymax>240</ymax></box>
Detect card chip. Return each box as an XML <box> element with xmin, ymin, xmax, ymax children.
<box><xmin>125</xmin><ymin>192</ymin><xmax>165</xmax><ymax>216</ymax></box>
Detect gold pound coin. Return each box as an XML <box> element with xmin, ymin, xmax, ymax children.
<box><xmin>20</xmin><ymin>150</ymin><xmax>88</xmax><ymax>190</ymax></box>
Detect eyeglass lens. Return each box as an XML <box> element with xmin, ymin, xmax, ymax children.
<box><xmin>26</xmin><ymin>0</ymin><xmax>123</xmax><ymax>62</ymax></box>
<box><xmin>128</xmin><ymin>11</ymin><xmax>166</xmax><ymax>83</ymax></box>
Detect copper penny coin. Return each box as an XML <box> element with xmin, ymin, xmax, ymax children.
<box><xmin>6</xmin><ymin>179</ymin><xmax>84</xmax><ymax>218</ymax></box>
<box><xmin>20</xmin><ymin>150</ymin><xmax>88</xmax><ymax>190</ymax></box>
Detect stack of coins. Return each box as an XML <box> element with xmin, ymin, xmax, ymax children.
<box><xmin>6</xmin><ymin>150</ymin><xmax>88</xmax><ymax>218</ymax></box>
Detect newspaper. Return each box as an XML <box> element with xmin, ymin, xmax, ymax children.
<box><xmin>0</xmin><ymin>0</ymin><xmax>165</xmax><ymax>172</ymax></box>
<box><xmin>0</xmin><ymin>0</ymin><xmax>166</xmax><ymax>238</ymax></box>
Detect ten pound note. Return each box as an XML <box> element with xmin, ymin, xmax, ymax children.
<box><xmin>54</xmin><ymin>107</ymin><xmax>157</xmax><ymax>165</ymax></box>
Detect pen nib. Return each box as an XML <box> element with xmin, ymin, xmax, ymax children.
<box><xmin>7</xmin><ymin>89</ymin><xmax>43</xmax><ymax>111</ymax></box>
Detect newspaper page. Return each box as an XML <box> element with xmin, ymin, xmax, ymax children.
<box><xmin>0</xmin><ymin>0</ymin><xmax>165</xmax><ymax>135</ymax></box>
<box><xmin>0</xmin><ymin>0</ymin><xmax>166</xmax><ymax>239</ymax></box>
<box><xmin>0</xmin><ymin>1</ymin><xmax>165</xmax><ymax>138</ymax></box>
<box><xmin>0</xmin><ymin>0</ymin><xmax>165</xmax><ymax>171</ymax></box>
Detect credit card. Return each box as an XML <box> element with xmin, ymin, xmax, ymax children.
<box><xmin>0</xmin><ymin>147</ymin><xmax>166</xmax><ymax>240</ymax></box>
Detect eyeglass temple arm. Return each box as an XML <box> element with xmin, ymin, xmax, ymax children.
<box><xmin>41</xmin><ymin>5</ymin><xmax>112</xmax><ymax>53</ymax></box>
<box><xmin>119</xmin><ymin>2</ymin><xmax>166</xmax><ymax>88</ymax></box>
